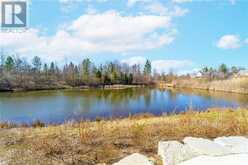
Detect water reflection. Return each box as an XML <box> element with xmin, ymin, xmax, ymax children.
<box><xmin>0</xmin><ymin>88</ymin><xmax>247</xmax><ymax>124</ymax></box>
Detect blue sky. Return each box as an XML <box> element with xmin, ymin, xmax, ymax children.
<box><xmin>1</xmin><ymin>0</ymin><xmax>248</xmax><ymax>74</ymax></box>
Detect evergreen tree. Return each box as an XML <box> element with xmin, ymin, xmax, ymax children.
<box><xmin>49</xmin><ymin>62</ymin><xmax>55</xmax><ymax>74</ymax></box>
<box><xmin>4</xmin><ymin>56</ymin><xmax>14</xmax><ymax>72</ymax></box>
<box><xmin>219</xmin><ymin>64</ymin><xmax>228</xmax><ymax>74</ymax></box>
<box><xmin>43</xmin><ymin>63</ymin><xmax>48</xmax><ymax>79</ymax></box>
<box><xmin>143</xmin><ymin>60</ymin><xmax>151</xmax><ymax>76</ymax></box>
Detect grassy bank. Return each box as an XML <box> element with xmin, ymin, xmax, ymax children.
<box><xmin>172</xmin><ymin>77</ymin><xmax>248</xmax><ymax>94</ymax></box>
<box><xmin>0</xmin><ymin>108</ymin><xmax>248</xmax><ymax>164</ymax></box>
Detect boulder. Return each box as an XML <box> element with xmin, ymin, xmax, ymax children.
<box><xmin>158</xmin><ymin>141</ymin><xmax>199</xmax><ymax>165</ymax></box>
<box><xmin>178</xmin><ymin>154</ymin><xmax>248</xmax><ymax>165</ymax></box>
<box><xmin>214</xmin><ymin>136</ymin><xmax>248</xmax><ymax>154</ymax></box>
<box><xmin>183</xmin><ymin>137</ymin><xmax>232</xmax><ymax>156</ymax></box>
<box><xmin>113</xmin><ymin>153</ymin><xmax>153</xmax><ymax>165</ymax></box>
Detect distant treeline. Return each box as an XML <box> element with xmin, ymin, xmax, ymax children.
<box><xmin>199</xmin><ymin>64</ymin><xmax>246</xmax><ymax>80</ymax></box>
<box><xmin>0</xmin><ymin>54</ymin><xmax>246</xmax><ymax>91</ymax></box>
<box><xmin>0</xmin><ymin>55</ymin><xmax>153</xmax><ymax>91</ymax></box>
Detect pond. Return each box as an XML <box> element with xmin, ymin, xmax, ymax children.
<box><xmin>0</xmin><ymin>88</ymin><xmax>247</xmax><ymax>124</ymax></box>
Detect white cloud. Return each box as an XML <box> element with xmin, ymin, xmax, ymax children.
<box><xmin>121</xmin><ymin>56</ymin><xmax>146</xmax><ymax>66</ymax></box>
<box><xmin>68</xmin><ymin>10</ymin><xmax>174</xmax><ymax>51</ymax></box>
<box><xmin>171</xmin><ymin>6</ymin><xmax>188</xmax><ymax>17</ymax></box>
<box><xmin>216</xmin><ymin>35</ymin><xmax>241</xmax><ymax>49</ymax></box>
<box><xmin>0</xmin><ymin>11</ymin><xmax>176</xmax><ymax>62</ymax></box>
<box><xmin>152</xmin><ymin>59</ymin><xmax>192</xmax><ymax>74</ymax></box>
<box><xmin>121</xmin><ymin>56</ymin><xmax>192</xmax><ymax>74</ymax></box>
<box><xmin>172</xmin><ymin>0</ymin><xmax>192</xmax><ymax>4</ymax></box>
<box><xmin>138</xmin><ymin>1</ymin><xmax>188</xmax><ymax>17</ymax></box>
<box><xmin>145</xmin><ymin>2</ymin><xmax>168</xmax><ymax>15</ymax></box>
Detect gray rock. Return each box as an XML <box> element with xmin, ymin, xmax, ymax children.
<box><xmin>113</xmin><ymin>153</ymin><xmax>153</xmax><ymax>165</ymax></box>
<box><xmin>214</xmin><ymin>136</ymin><xmax>248</xmax><ymax>154</ymax></box>
<box><xmin>183</xmin><ymin>137</ymin><xmax>232</xmax><ymax>156</ymax></box>
<box><xmin>178</xmin><ymin>154</ymin><xmax>248</xmax><ymax>165</ymax></box>
<box><xmin>158</xmin><ymin>141</ymin><xmax>199</xmax><ymax>165</ymax></box>
<box><xmin>0</xmin><ymin>159</ymin><xmax>7</xmax><ymax>165</ymax></box>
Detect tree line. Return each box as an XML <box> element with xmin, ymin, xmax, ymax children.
<box><xmin>0</xmin><ymin>55</ymin><xmax>152</xmax><ymax>90</ymax></box>
<box><xmin>0</xmin><ymin>54</ymin><xmax>246</xmax><ymax>90</ymax></box>
<box><xmin>199</xmin><ymin>64</ymin><xmax>245</xmax><ymax>80</ymax></box>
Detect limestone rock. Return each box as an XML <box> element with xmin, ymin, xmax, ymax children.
<box><xmin>183</xmin><ymin>137</ymin><xmax>232</xmax><ymax>156</ymax></box>
<box><xmin>113</xmin><ymin>153</ymin><xmax>153</xmax><ymax>165</ymax></box>
<box><xmin>214</xmin><ymin>136</ymin><xmax>248</xmax><ymax>154</ymax></box>
<box><xmin>178</xmin><ymin>154</ymin><xmax>248</xmax><ymax>165</ymax></box>
<box><xmin>158</xmin><ymin>141</ymin><xmax>199</xmax><ymax>165</ymax></box>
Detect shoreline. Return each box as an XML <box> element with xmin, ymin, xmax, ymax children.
<box><xmin>169</xmin><ymin>86</ymin><xmax>248</xmax><ymax>95</ymax></box>
<box><xmin>0</xmin><ymin>108</ymin><xmax>247</xmax><ymax>164</ymax></box>
<box><xmin>0</xmin><ymin>107</ymin><xmax>246</xmax><ymax>129</ymax></box>
<box><xmin>0</xmin><ymin>84</ymin><xmax>146</xmax><ymax>93</ymax></box>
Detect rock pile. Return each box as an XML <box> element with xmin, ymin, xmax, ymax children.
<box><xmin>113</xmin><ymin>153</ymin><xmax>154</xmax><ymax>165</ymax></box>
<box><xmin>113</xmin><ymin>136</ymin><xmax>248</xmax><ymax>165</ymax></box>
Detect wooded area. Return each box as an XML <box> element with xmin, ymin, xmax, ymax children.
<box><xmin>0</xmin><ymin>53</ymin><xmax>246</xmax><ymax>91</ymax></box>
<box><xmin>0</xmin><ymin>55</ymin><xmax>153</xmax><ymax>91</ymax></box>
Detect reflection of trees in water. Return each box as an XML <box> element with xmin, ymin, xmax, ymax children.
<box><xmin>69</xmin><ymin>88</ymin><xmax>153</xmax><ymax>118</ymax></box>
<box><xmin>0</xmin><ymin>90</ymin><xmax>63</xmax><ymax>100</ymax></box>
<box><xmin>53</xmin><ymin>92</ymin><xmax>93</xmax><ymax>121</ymax></box>
<box><xmin>63</xmin><ymin>90</ymin><xmax>92</xmax><ymax>113</ymax></box>
<box><xmin>90</xmin><ymin>89</ymin><xmax>134</xmax><ymax>105</ymax></box>
<box><xmin>2</xmin><ymin>87</ymin><xmax>247</xmax><ymax>123</ymax></box>
<box><xmin>63</xmin><ymin>88</ymin><xmax>153</xmax><ymax>107</ymax></box>
<box><xmin>79</xmin><ymin>97</ymin><xmax>92</xmax><ymax>114</ymax></box>
<box><xmin>167</xmin><ymin>89</ymin><xmax>178</xmax><ymax>101</ymax></box>
<box><xmin>96</xmin><ymin>88</ymin><xmax>152</xmax><ymax>106</ymax></box>
<box><xmin>143</xmin><ymin>88</ymin><xmax>151</xmax><ymax>107</ymax></box>
<box><xmin>64</xmin><ymin>88</ymin><xmax>248</xmax><ymax>120</ymax></box>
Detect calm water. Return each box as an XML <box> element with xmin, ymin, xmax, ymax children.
<box><xmin>0</xmin><ymin>88</ymin><xmax>248</xmax><ymax>124</ymax></box>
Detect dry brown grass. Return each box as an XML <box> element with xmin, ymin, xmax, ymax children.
<box><xmin>0</xmin><ymin>108</ymin><xmax>248</xmax><ymax>165</ymax></box>
<box><xmin>0</xmin><ymin>122</ymin><xmax>17</xmax><ymax>129</ymax></box>
<box><xmin>0</xmin><ymin>120</ymin><xmax>45</xmax><ymax>129</ymax></box>
<box><xmin>172</xmin><ymin>77</ymin><xmax>248</xmax><ymax>94</ymax></box>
